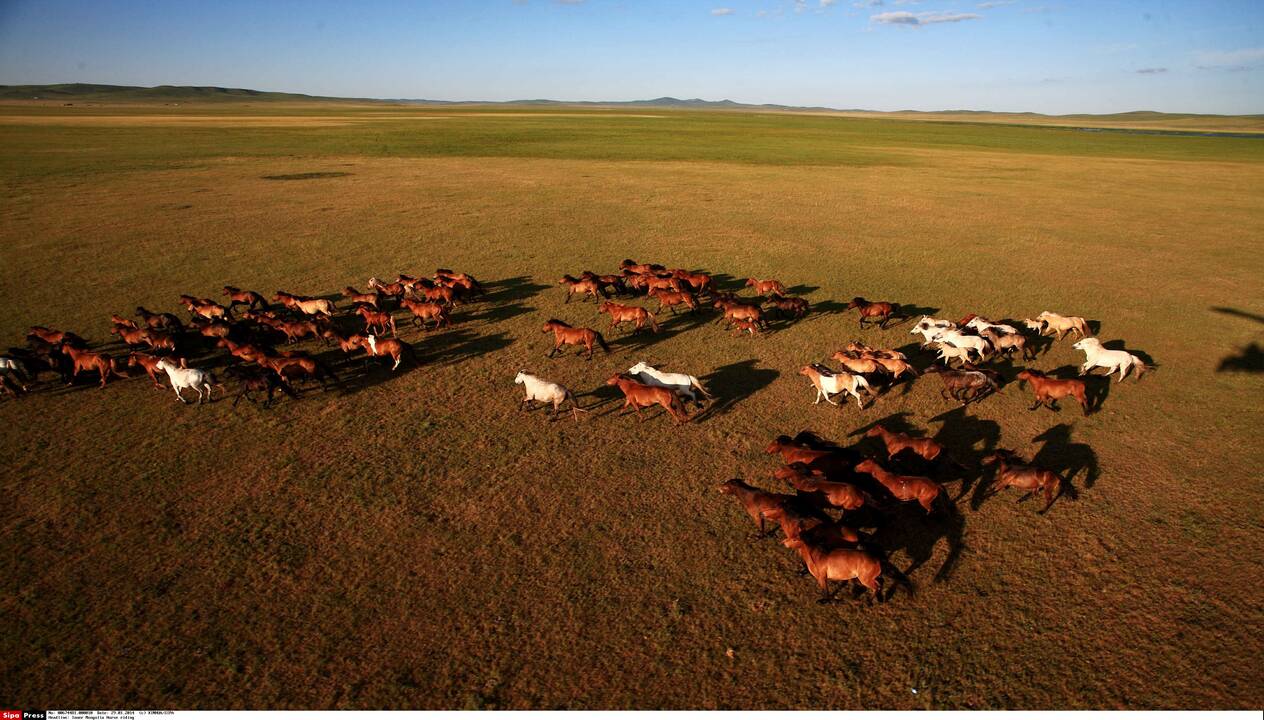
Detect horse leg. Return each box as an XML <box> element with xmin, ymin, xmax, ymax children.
<box><xmin>1028</xmin><ymin>400</ymin><xmax>1041</xmax><ymax>411</ymax></box>
<box><xmin>547</xmin><ymin>343</ymin><xmax>558</xmax><ymax>358</ymax></box>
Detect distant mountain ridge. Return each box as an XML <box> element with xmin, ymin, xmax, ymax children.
<box><xmin>2</xmin><ymin>84</ymin><xmax>1259</xmax><ymax>121</ymax></box>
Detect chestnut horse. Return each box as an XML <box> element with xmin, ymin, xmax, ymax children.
<box><xmin>776</xmin><ymin>462</ymin><xmax>869</xmax><ymax>511</ymax></box>
<box><xmin>923</xmin><ymin>365</ymin><xmax>999</xmax><ymax>405</ymax></box>
<box><xmin>713</xmin><ymin>298</ymin><xmax>764</xmax><ymax>328</ymax></box>
<box><xmin>341</xmin><ymin>286</ymin><xmax>381</xmax><ymax>308</ymax></box>
<box><xmin>354</xmin><ymin>305</ymin><xmax>396</xmax><ymax>337</ymax></box>
<box><xmin>135</xmin><ymin>307</ymin><xmax>184</xmax><ymax>332</ymax></box>
<box><xmin>717</xmin><ymin>479</ymin><xmax>793</xmax><ymax>538</ymax></box>
<box><xmin>765</xmin><ymin>296</ymin><xmax>808</xmax><ymax>319</ymax></box>
<box><xmin>745</xmin><ymin>278</ymin><xmax>787</xmax><ymax>297</ymax></box>
<box><xmin>127</xmin><ymin>352</ymin><xmax>167</xmax><ymax>388</ymax></box>
<box><xmin>854</xmin><ymin>459</ymin><xmax>945</xmax><ymax>514</ymax></box>
<box><xmin>648</xmin><ymin>288</ymin><xmax>698</xmax><ymax>314</ymax></box>
<box><xmin>222</xmin><ymin>286</ymin><xmax>267</xmax><ymax>311</ymax></box>
<box><xmin>845</xmin><ymin>297</ymin><xmax>898</xmax><ymax>329</ymax></box>
<box><xmin>178</xmin><ymin>295</ymin><xmax>232</xmax><ymax>322</ymax></box>
<box><xmin>60</xmin><ymin>344</ymin><xmax>125</xmax><ymax>388</ymax></box>
<box><xmin>559</xmin><ymin>275</ymin><xmax>607</xmax><ymax>303</ymax></box>
<box><xmin>864</xmin><ymin>424</ymin><xmax>946</xmax><ymax>463</ymax></box>
<box><xmin>542</xmin><ymin>320</ymin><xmax>609</xmax><ymax>360</ymax></box>
<box><xmin>671</xmin><ymin>269</ymin><xmax>716</xmax><ymax>296</ymax></box>
<box><xmin>355</xmin><ymin>334</ymin><xmax>417</xmax><ymax>371</ymax></box>
<box><xmin>783</xmin><ymin>536</ymin><xmax>884</xmax><ymax>605</ymax></box>
<box><xmin>273</xmin><ymin>291</ymin><xmax>335</xmax><ymax>318</ymax></box>
<box><xmin>400</xmin><ymin>298</ymin><xmax>452</xmax><ymax>330</ymax></box>
<box><xmin>606</xmin><ymin>373</ymin><xmax>690</xmax><ymax>423</ymax></box>
<box><xmin>982</xmin><ymin>451</ymin><xmax>1064</xmax><ymax>513</ymax></box>
<box><xmin>1017</xmin><ymin>369</ymin><xmax>1088</xmax><ymax>415</ymax></box>
<box><xmin>598</xmin><ymin>301</ymin><xmax>659</xmax><ymax>334</ymax></box>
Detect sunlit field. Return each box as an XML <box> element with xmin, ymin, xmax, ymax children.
<box><xmin>1</xmin><ymin>103</ymin><xmax>1262</xmax><ymax>709</ymax></box>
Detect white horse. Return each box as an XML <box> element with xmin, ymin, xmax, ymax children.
<box><xmin>514</xmin><ymin>371</ymin><xmax>586</xmax><ymax>420</ymax></box>
<box><xmin>965</xmin><ymin>317</ymin><xmax>1018</xmax><ymax>336</ymax></box>
<box><xmin>936</xmin><ymin>344</ymin><xmax>977</xmax><ymax>366</ymax></box>
<box><xmin>911</xmin><ymin>316</ymin><xmax>956</xmax><ymax>345</ymax></box>
<box><xmin>800</xmin><ymin>364</ymin><xmax>871</xmax><ymax>409</ymax></box>
<box><xmin>1026</xmin><ymin>311</ymin><xmax>1090</xmax><ymax>340</ymax></box>
<box><xmin>932</xmin><ymin>329</ymin><xmax>991</xmax><ymax>361</ymax></box>
<box><xmin>157</xmin><ymin>358</ymin><xmax>220</xmax><ymax>404</ymax></box>
<box><xmin>1072</xmin><ymin>338</ymin><xmax>1148</xmax><ymax>382</ymax></box>
<box><xmin>0</xmin><ymin>357</ymin><xmax>30</xmax><ymax>390</ymax></box>
<box><xmin>627</xmin><ymin>361</ymin><xmax>713</xmax><ymax>407</ymax></box>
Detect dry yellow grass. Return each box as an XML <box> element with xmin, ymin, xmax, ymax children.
<box><xmin>1</xmin><ymin>107</ymin><xmax>1262</xmax><ymax>709</ymax></box>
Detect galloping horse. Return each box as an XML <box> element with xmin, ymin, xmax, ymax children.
<box><xmin>400</xmin><ymin>298</ymin><xmax>451</xmax><ymax>331</ymax></box>
<box><xmin>341</xmin><ymin>286</ymin><xmax>381</xmax><ymax>308</ymax></box>
<box><xmin>542</xmin><ymin>320</ymin><xmax>609</xmax><ymax>360</ymax></box>
<box><xmin>598</xmin><ymin>301</ymin><xmax>659</xmax><ymax>334</ymax></box>
<box><xmin>135</xmin><ymin>307</ymin><xmax>184</xmax><ymax>332</ymax></box>
<box><xmin>558</xmin><ymin>275</ymin><xmax>607</xmax><ymax>303</ymax></box>
<box><xmin>648</xmin><ymin>288</ymin><xmax>698</xmax><ymax>314</ymax></box>
<box><xmin>354</xmin><ymin>305</ymin><xmax>397</xmax><ymax>337</ymax></box>
<box><xmin>854</xmin><ymin>459</ymin><xmax>946</xmax><ymax>514</ymax></box>
<box><xmin>982</xmin><ymin>451</ymin><xmax>1064</xmax><ymax>513</ymax></box>
<box><xmin>178</xmin><ymin>295</ymin><xmax>232</xmax><ymax>322</ymax></box>
<box><xmin>606</xmin><ymin>373</ymin><xmax>690</xmax><ymax>424</ymax></box>
<box><xmin>1017</xmin><ymin>369</ymin><xmax>1089</xmax><ymax>414</ymax></box>
<box><xmin>273</xmin><ymin>291</ymin><xmax>335</xmax><ymax>318</ymax></box>
<box><xmin>222</xmin><ymin>286</ymin><xmax>268</xmax><ymax>311</ymax></box>
<box><xmin>845</xmin><ymin>297</ymin><xmax>898</xmax><ymax>329</ymax></box>
<box><xmin>60</xmin><ymin>344</ymin><xmax>125</xmax><ymax>388</ymax></box>
<box><xmin>514</xmin><ymin>371</ymin><xmax>586</xmax><ymax>421</ymax></box>
<box><xmin>745</xmin><ymin>278</ymin><xmax>787</xmax><ymax>297</ymax></box>
<box><xmin>156</xmin><ymin>358</ymin><xmax>221</xmax><ymax>404</ymax></box>
<box><xmin>864</xmin><ymin>424</ymin><xmax>946</xmax><ymax>463</ymax></box>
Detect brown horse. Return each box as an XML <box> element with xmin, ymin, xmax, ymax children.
<box><xmin>559</xmin><ymin>274</ymin><xmax>607</xmax><ymax>303</ymax></box>
<box><xmin>216</xmin><ymin>338</ymin><xmax>270</xmax><ymax>364</ymax></box>
<box><xmin>783</xmin><ymin>536</ymin><xmax>884</xmax><ymax>605</ymax></box>
<box><xmin>192</xmin><ymin>318</ymin><xmax>232</xmax><ymax>339</ymax></box>
<box><xmin>606</xmin><ymin>373</ymin><xmax>690</xmax><ymax>423</ymax></box>
<box><xmin>581</xmin><ymin>271</ymin><xmax>628</xmax><ymax>297</ymax></box>
<box><xmin>620</xmin><ymin>259</ymin><xmax>666</xmax><ymax>275</ymax></box>
<box><xmin>273</xmin><ymin>318</ymin><xmax>325</xmax><ymax>344</ymax></box>
<box><xmin>354</xmin><ymin>335</ymin><xmax>417</xmax><ymax>372</ymax></box>
<box><xmin>222</xmin><ymin>286</ymin><xmax>268</xmax><ymax>311</ymax></box>
<box><xmin>543</xmin><ymin>320</ymin><xmax>609</xmax><ymax>359</ymax></box>
<box><xmin>273</xmin><ymin>291</ymin><xmax>335</xmax><ymax>318</ymax></box>
<box><xmin>367</xmin><ymin>277</ymin><xmax>407</xmax><ymax>306</ymax></box>
<box><xmin>845</xmin><ymin>297</ymin><xmax>897</xmax><ymax>329</ymax></box>
<box><xmin>830</xmin><ymin>350</ymin><xmax>887</xmax><ymax>376</ymax></box>
<box><xmin>227</xmin><ymin>365</ymin><xmax>299</xmax><ymax>408</ymax></box>
<box><xmin>713</xmin><ymin>298</ymin><xmax>764</xmax><ymax>328</ymax></box>
<box><xmin>60</xmin><ymin>344</ymin><xmax>125</xmax><ymax>388</ymax></box>
<box><xmin>731</xmin><ymin>318</ymin><xmax>763</xmax><ymax>337</ymax></box>
<box><xmin>764</xmin><ymin>435</ymin><xmax>855</xmax><ymax>476</ymax></box>
<box><xmin>127</xmin><ymin>352</ymin><xmax>168</xmax><ymax>388</ymax></box>
<box><xmin>864</xmin><ymin>424</ymin><xmax>946</xmax><ymax>463</ymax></box>
<box><xmin>776</xmin><ymin>463</ymin><xmax>869</xmax><ymax>511</ymax></box>
<box><xmin>854</xmin><ymin>459</ymin><xmax>945</xmax><ymax>514</ymax></box>
<box><xmin>765</xmin><ymin>296</ymin><xmax>808</xmax><ymax>319</ymax></box>
<box><xmin>1017</xmin><ymin>369</ymin><xmax>1088</xmax><ymax>415</ymax></box>
<box><xmin>982</xmin><ymin>451</ymin><xmax>1064</xmax><ymax>513</ymax></box>
<box><xmin>258</xmin><ymin>351</ymin><xmax>339</xmax><ymax>388</ymax></box>
<box><xmin>341</xmin><ymin>286</ymin><xmax>381</xmax><ymax>308</ymax></box>
<box><xmin>717</xmin><ymin>479</ymin><xmax>793</xmax><ymax>538</ymax></box>
<box><xmin>135</xmin><ymin>306</ymin><xmax>184</xmax><ymax>332</ymax></box>
<box><xmin>598</xmin><ymin>301</ymin><xmax>659</xmax><ymax>334</ymax></box>
<box><xmin>143</xmin><ymin>330</ymin><xmax>178</xmax><ymax>352</ymax></box>
<box><xmin>111</xmin><ymin>325</ymin><xmax>152</xmax><ymax>348</ymax></box>
<box><xmin>110</xmin><ymin>314</ymin><xmax>139</xmax><ymax>331</ymax></box>
<box><xmin>354</xmin><ymin>305</ymin><xmax>396</xmax><ymax>337</ymax></box>
<box><xmin>178</xmin><ymin>295</ymin><xmax>232</xmax><ymax>322</ymax></box>
<box><xmin>400</xmin><ymin>298</ymin><xmax>452</xmax><ymax>330</ymax></box>
<box><xmin>413</xmin><ymin>279</ymin><xmax>459</xmax><ymax>306</ymax></box>
<box><xmin>29</xmin><ymin>326</ymin><xmax>86</xmax><ymax>347</ymax></box>
<box><xmin>671</xmin><ymin>269</ymin><xmax>716</xmax><ymax>296</ymax></box>
<box><xmin>745</xmin><ymin>278</ymin><xmax>787</xmax><ymax>297</ymax></box>
<box><xmin>648</xmin><ymin>288</ymin><xmax>698</xmax><ymax>314</ymax></box>
<box><xmin>435</xmin><ymin>269</ymin><xmax>484</xmax><ymax>296</ymax></box>
<box><xmin>923</xmin><ymin>365</ymin><xmax>999</xmax><ymax>405</ymax></box>
<box><xmin>644</xmin><ymin>274</ymin><xmax>682</xmax><ymax>294</ymax></box>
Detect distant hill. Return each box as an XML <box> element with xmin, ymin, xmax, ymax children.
<box><xmin>0</xmin><ymin>83</ymin><xmax>367</xmax><ymax>103</ymax></box>
<box><xmin>3</xmin><ymin>85</ymin><xmax>1259</xmax><ymax>131</ymax></box>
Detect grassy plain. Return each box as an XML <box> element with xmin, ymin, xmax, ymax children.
<box><xmin>1</xmin><ymin>103</ymin><xmax>1262</xmax><ymax>709</ymax></box>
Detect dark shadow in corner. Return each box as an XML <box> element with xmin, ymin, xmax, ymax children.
<box><xmin>1212</xmin><ymin>307</ymin><xmax>1264</xmax><ymax>373</ymax></box>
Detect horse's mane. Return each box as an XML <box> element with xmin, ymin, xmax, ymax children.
<box><xmin>544</xmin><ymin>319</ymin><xmax>571</xmax><ymax>327</ymax></box>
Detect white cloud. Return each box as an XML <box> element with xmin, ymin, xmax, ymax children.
<box><xmin>853</xmin><ymin>0</ymin><xmax>883</xmax><ymax>6</ymax></box>
<box><xmin>872</xmin><ymin>10</ymin><xmax>981</xmax><ymax>26</ymax></box>
<box><xmin>1135</xmin><ymin>67</ymin><xmax>1167</xmax><ymax>75</ymax></box>
<box><xmin>821</xmin><ymin>0</ymin><xmax>839</xmax><ymax>7</ymax></box>
<box><xmin>1194</xmin><ymin>47</ymin><xmax>1264</xmax><ymax>70</ymax></box>
<box><xmin>976</xmin><ymin>0</ymin><xmax>1013</xmax><ymax>7</ymax></box>
<box><xmin>711</xmin><ymin>7</ymin><xmax>735</xmax><ymax>15</ymax></box>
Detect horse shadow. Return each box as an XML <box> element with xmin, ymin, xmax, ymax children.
<box><xmin>1218</xmin><ymin>343</ymin><xmax>1264</xmax><ymax>373</ymax></box>
<box><xmin>708</xmin><ymin>273</ymin><xmax>747</xmax><ymax>294</ymax></box>
<box><xmin>886</xmin><ymin>304</ymin><xmax>941</xmax><ymax>329</ymax></box>
<box><xmin>1032</xmin><ymin>423</ymin><xmax>1099</xmax><ymax>494</ymax></box>
<box><xmin>783</xmin><ymin>284</ymin><xmax>820</xmax><ymax>296</ymax></box>
<box><xmin>694</xmin><ymin>359</ymin><xmax>779</xmax><ymax>422</ymax></box>
<box><xmin>483</xmin><ymin>275</ymin><xmax>551</xmax><ymax>305</ymax></box>
<box><xmin>867</xmin><ymin>501</ymin><xmax>966</xmax><ymax>584</ymax></box>
<box><xmin>423</xmin><ymin>329</ymin><xmax>514</xmax><ymax>366</ymax></box>
<box><xmin>608</xmin><ymin>309</ymin><xmax>712</xmax><ymax>351</ymax></box>
<box><xmin>578</xmin><ymin>382</ymin><xmax>625</xmax><ymax>415</ymax></box>
<box><xmin>811</xmin><ymin>300</ymin><xmax>851</xmax><ymax>317</ymax></box>
<box><xmin>928</xmin><ymin>406</ymin><xmax>1000</xmax><ymax>508</ymax></box>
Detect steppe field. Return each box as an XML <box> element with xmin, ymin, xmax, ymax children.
<box><xmin>1</xmin><ymin>102</ymin><xmax>1262</xmax><ymax>709</ymax></box>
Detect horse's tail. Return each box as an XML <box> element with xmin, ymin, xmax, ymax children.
<box><xmin>109</xmin><ymin>357</ymin><xmax>129</xmax><ymax>379</ymax></box>
<box><xmin>595</xmin><ymin>332</ymin><xmax>610</xmax><ymax>353</ymax></box>
<box><xmin>856</xmin><ymin>374</ymin><xmax>872</xmax><ymax>393</ymax></box>
<box><xmin>1131</xmin><ymin>356</ymin><xmax>1149</xmax><ymax>381</ymax></box>
<box><xmin>690</xmin><ymin>377</ymin><xmax>714</xmax><ymax>400</ymax></box>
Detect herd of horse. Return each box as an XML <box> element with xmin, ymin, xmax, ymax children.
<box><xmin>1</xmin><ymin>256</ymin><xmax>1152</xmax><ymax>606</ymax></box>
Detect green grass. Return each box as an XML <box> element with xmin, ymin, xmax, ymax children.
<box><xmin>0</xmin><ymin>103</ymin><xmax>1262</xmax><ymax>710</ymax></box>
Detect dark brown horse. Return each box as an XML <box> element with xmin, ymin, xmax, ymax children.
<box><xmin>982</xmin><ymin>451</ymin><xmax>1064</xmax><ymax>513</ymax></box>
<box><xmin>864</xmin><ymin>424</ymin><xmax>946</xmax><ymax>463</ymax></box>
<box><xmin>648</xmin><ymin>288</ymin><xmax>698</xmax><ymax>314</ymax></box>
<box><xmin>222</xmin><ymin>286</ymin><xmax>268</xmax><ymax>311</ymax></box>
<box><xmin>845</xmin><ymin>297</ymin><xmax>898</xmax><ymax>329</ymax></box>
<box><xmin>60</xmin><ymin>344</ymin><xmax>126</xmax><ymax>388</ymax></box>
<box><xmin>542</xmin><ymin>320</ymin><xmax>609</xmax><ymax>359</ymax></box>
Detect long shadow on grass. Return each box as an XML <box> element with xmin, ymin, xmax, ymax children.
<box><xmin>1032</xmin><ymin>423</ymin><xmax>1098</xmax><ymax>492</ymax></box>
<box><xmin>925</xmin><ymin>406</ymin><xmax>1001</xmax><ymax>509</ymax></box>
<box><xmin>607</xmin><ymin>308</ymin><xmax>714</xmax><ymax>352</ymax></box>
<box><xmin>693</xmin><ymin>359</ymin><xmax>779</xmax><ymax>422</ymax></box>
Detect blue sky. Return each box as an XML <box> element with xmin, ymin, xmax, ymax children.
<box><xmin>1</xmin><ymin>0</ymin><xmax>1261</xmax><ymax>114</ymax></box>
